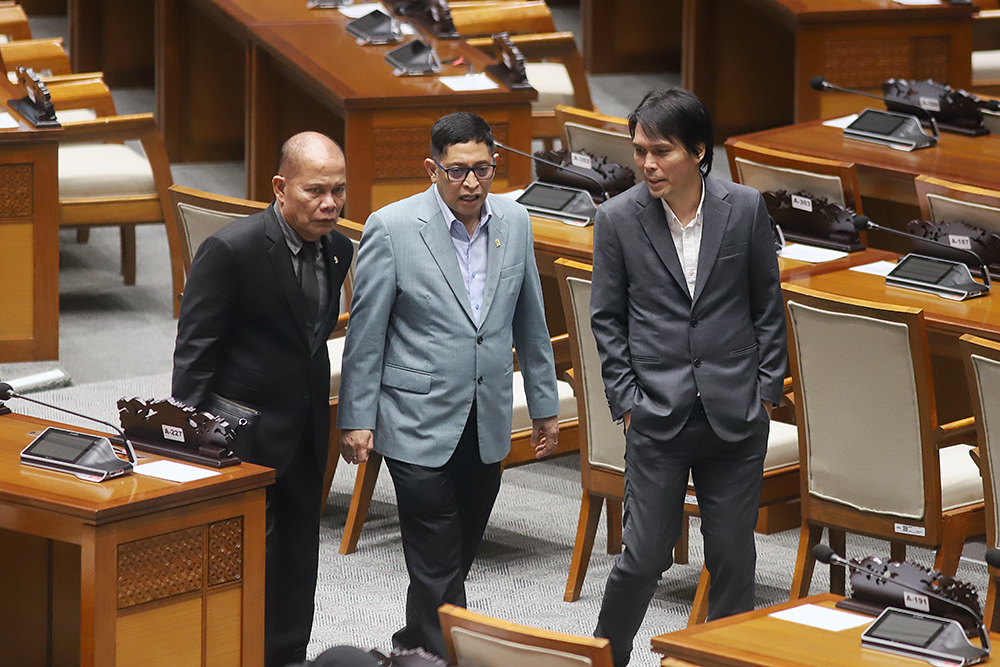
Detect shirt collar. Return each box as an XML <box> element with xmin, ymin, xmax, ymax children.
<box><xmin>661</xmin><ymin>176</ymin><xmax>706</xmax><ymax>231</ymax></box>
<box><xmin>432</xmin><ymin>185</ymin><xmax>492</xmax><ymax>238</ymax></box>
<box><xmin>273</xmin><ymin>202</ymin><xmax>309</xmax><ymax>255</ymax></box>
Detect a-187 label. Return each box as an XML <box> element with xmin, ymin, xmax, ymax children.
<box><xmin>948</xmin><ymin>235</ymin><xmax>972</xmax><ymax>250</ymax></box>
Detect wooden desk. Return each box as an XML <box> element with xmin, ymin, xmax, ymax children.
<box><xmin>155</xmin><ymin>0</ymin><xmax>536</xmax><ymax>221</ymax></box>
<box><xmin>785</xmin><ymin>261</ymin><xmax>1000</xmax><ymax>421</ymax></box>
<box><xmin>0</xmin><ymin>130</ymin><xmax>59</xmax><ymax>362</ymax></box>
<box><xmin>727</xmin><ymin>120</ymin><xmax>1000</xmax><ymax>233</ymax></box>
<box><xmin>684</xmin><ymin>0</ymin><xmax>975</xmax><ymax>140</ymax></box>
<box><xmin>0</xmin><ymin>412</ymin><xmax>274</xmax><ymax>667</ymax></box>
<box><xmin>652</xmin><ymin>593</ymin><xmax>998</xmax><ymax>667</ymax></box>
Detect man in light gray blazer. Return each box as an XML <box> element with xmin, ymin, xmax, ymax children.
<box><xmin>338</xmin><ymin>112</ymin><xmax>561</xmax><ymax>659</ymax></box>
<box><xmin>590</xmin><ymin>89</ymin><xmax>787</xmax><ymax>666</ymax></box>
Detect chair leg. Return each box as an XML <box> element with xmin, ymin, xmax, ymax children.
<box><xmin>987</xmin><ymin>569</ymin><xmax>1000</xmax><ymax>633</ymax></box>
<box><xmin>829</xmin><ymin>529</ymin><xmax>846</xmax><ymax>595</ymax></box>
<box><xmin>565</xmin><ymin>490</ymin><xmax>604</xmax><ymax>603</ymax></box>
<box><xmin>790</xmin><ymin>522</ymin><xmax>823</xmax><ymax>601</ymax></box>
<box><xmin>688</xmin><ymin>566</ymin><xmax>711</xmax><ymax>627</ymax></box>
<box><xmin>338</xmin><ymin>451</ymin><xmax>383</xmax><ymax>555</ymax></box>
<box><xmin>890</xmin><ymin>541</ymin><xmax>906</xmax><ymax>562</ymax></box>
<box><xmin>76</xmin><ymin>227</ymin><xmax>89</xmax><ymax>243</ymax></box>
<box><xmin>934</xmin><ymin>512</ymin><xmax>972</xmax><ymax>576</ymax></box>
<box><xmin>120</xmin><ymin>223</ymin><xmax>136</xmax><ymax>285</ymax></box>
<box><xmin>606</xmin><ymin>497</ymin><xmax>622</xmax><ymax>555</ymax></box>
<box><xmin>674</xmin><ymin>513</ymin><xmax>689</xmax><ymax>566</ymax></box>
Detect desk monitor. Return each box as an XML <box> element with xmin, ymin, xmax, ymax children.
<box><xmin>346</xmin><ymin>10</ymin><xmax>403</xmax><ymax>45</ymax></box>
<box><xmin>21</xmin><ymin>427</ymin><xmax>133</xmax><ymax>481</ymax></box>
<box><xmin>385</xmin><ymin>40</ymin><xmax>441</xmax><ymax>76</ymax></box>
<box><xmin>516</xmin><ymin>182</ymin><xmax>597</xmax><ymax>226</ymax></box>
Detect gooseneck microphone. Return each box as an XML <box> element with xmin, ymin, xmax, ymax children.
<box><xmin>810</xmin><ymin>76</ymin><xmax>941</xmax><ymax>141</ymax></box>
<box><xmin>853</xmin><ymin>215</ymin><xmax>992</xmax><ymax>289</ymax></box>
<box><xmin>0</xmin><ymin>381</ymin><xmax>137</xmax><ymax>465</ymax></box>
<box><xmin>813</xmin><ymin>543</ymin><xmax>991</xmax><ymax>653</ymax></box>
<box><xmin>494</xmin><ymin>141</ymin><xmax>611</xmax><ymax>203</ymax></box>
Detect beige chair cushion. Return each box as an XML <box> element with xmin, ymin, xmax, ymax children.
<box><xmin>327</xmin><ymin>335</ymin><xmax>347</xmax><ymax>398</ymax></box>
<box><xmin>564</xmin><ymin>122</ymin><xmax>635</xmax><ymax>172</ymax></box>
<box><xmin>971</xmin><ymin>353</ymin><xmax>1000</xmax><ymax>546</ymax></box>
<box><xmin>974</xmin><ymin>50</ymin><xmax>1000</xmax><ymax>82</ymax></box>
<box><xmin>512</xmin><ymin>370</ymin><xmax>577</xmax><ymax>431</ymax></box>
<box><xmin>764</xmin><ymin>420</ymin><xmax>799</xmax><ymax>472</ymax></box>
<box><xmin>735</xmin><ymin>157</ymin><xmax>846</xmax><ymax>207</ymax></box>
<box><xmin>926</xmin><ymin>193</ymin><xmax>1000</xmax><ymax>237</ymax></box>
<box><xmin>176</xmin><ymin>202</ymin><xmax>246</xmax><ymax>265</ymax></box>
<box><xmin>525</xmin><ymin>62</ymin><xmax>575</xmax><ymax>114</ymax></box>
<box><xmin>451</xmin><ymin>626</ymin><xmax>593</xmax><ymax>667</ymax></box>
<box><xmin>940</xmin><ymin>444</ymin><xmax>984</xmax><ymax>512</ymax></box>
<box><xmin>58</xmin><ymin>143</ymin><xmax>156</xmax><ymax>198</ymax></box>
<box><xmin>787</xmin><ymin>300</ymin><xmax>926</xmax><ymax>519</ymax></box>
<box><xmin>54</xmin><ymin>108</ymin><xmax>98</xmax><ymax>123</ymax></box>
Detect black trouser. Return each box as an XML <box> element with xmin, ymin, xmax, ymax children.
<box><xmin>264</xmin><ymin>421</ymin><xmax>324</xmax><ymax>667</ymax></box>
<box><xmin>384</xmin><ymin>402</ymin><xmax>503</xmax><ymax>659</ymax></box>
<box><xmin>595</xmin><ymin>400</ymin><xmax>769</xmax><ymax>667</ymax></box>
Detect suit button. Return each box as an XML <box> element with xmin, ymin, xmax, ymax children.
<box><xmin>477</xmin><ymin>376</ymin><xmax>484</xmax><ymax>385</ymax></box>
<box><xmin>693</xmin><ymin>359</ymin><xmax>701</xmax><ymax>368</ymax></box>
<box><xmin>477</xmin><ymin>336</ymin><xmax>484</xmax><ymax>344</ymax></box>
<box><xmin>691</xmin><ymin>319</ymin><xmax>698</xmax><ymax>328</ymax></box>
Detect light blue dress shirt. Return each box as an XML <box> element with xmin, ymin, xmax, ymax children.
<box><xmin>433</xmin><ymin>186</ymin><xmax>493</xmax><ymax>326</ymax></box>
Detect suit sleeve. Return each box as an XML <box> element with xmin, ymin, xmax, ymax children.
<box><xmin>337</xmin><ymin>211</ymin><xmax>396</xmax><ymax>431</ymax></box>
<box><xmin>747</xmin><ymin>192</ymin><xmax>788</xmax><ymax>405</ymax></box>
<box><xmin>589</xmin><ymin>203</ymin><xmax>636</xmax><ymax>422</ymax></box>
<box><xmin>511</xmin><ymin>210</ymin><xmax>560</xmax><ymax>419</ymax></box>
<box><xmin>171</xmin><ymin>235</ymin><xmax>239</xmax><ymax>408</ymax></box>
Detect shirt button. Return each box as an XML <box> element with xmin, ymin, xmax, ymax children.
<box><xmin>477</xmin><ymin>336</ymin><xmax>484</xmax><ymax>344</ymax></box>
<box><xmin>693</xmin><ymin>359</ymin><xmax>701</xmax><ymax>368</ymax></box>
<box><xmin>477</xmin><ymin>376</ymin><xmax>484</xmax><ymax>385</ymax></box>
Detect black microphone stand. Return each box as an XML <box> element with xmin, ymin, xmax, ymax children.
<box><xmin>495</xmin><ymin>141</ymin><xmax>611</xmax><ymax>203</ymax></box>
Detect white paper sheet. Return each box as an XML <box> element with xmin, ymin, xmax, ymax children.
<box><xmin>779</xmin><ymin>244</ymin><xmax>849</xmax><ymax>263</ymax></box>
<box><xmin>823</xmin><ymin>114</ymin><xmax>859</xmax><ymax>129</ymax></box>
<box><xmin>0</xmin><ymin>111</ymin><xmax>18</xmax><ymax>129</ymax></box>
<box><xmin>339</xmin><ymin>3</ymin><xmax>384</xmax><ymax>18</ymax></box>
<box><xmin>850</xmin><ymin>260</ymin><xmax>897</xmax><ymax>277</ymax></box>
<box><xmin>770</xmin><ymin>604</ymin><xmax>872</xmax><ymax>632</ymax></box>
<box><xmin>893</xmin><ymin>0</ymin><xmax>941</xmax><ymax>5</ymax></box>
<box><xmin>495</xmin><ymin>189</ymin><xmax>525</xmax><ymax>200</ymax></box>
<box><xmin>135</xmin><ymin>459</ymin><xmax>221</xmax><ymax>483</ymax></box>
<box><xmin>440</xmin><ymin>73</ymin><xmax>500</xmax><ymax>92</ymax></box>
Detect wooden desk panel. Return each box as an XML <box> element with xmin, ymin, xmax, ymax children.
<box><xmin>684</xmin><ymin>0</ymin><xmax>975</xmax><ymax>140</ymax></box>
<box><xmin>0</xmin><ymin>412</ymin><xmax>274</xmax><ymax>667</ymax></box>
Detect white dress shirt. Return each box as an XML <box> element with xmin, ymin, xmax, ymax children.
<box><xmin>662</xmin><ymin>178</ymin><xmax>706</xmax><ymax>297</ymax></box>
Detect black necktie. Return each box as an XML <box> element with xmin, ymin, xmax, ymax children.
<box><xmin>300</xmin><ymin>241</ymin><xmax>320</xmax><ymax>333</ymax></box>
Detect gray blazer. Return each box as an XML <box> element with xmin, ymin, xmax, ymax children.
<box><xmin>338</xmin><ymin>186</ymin><xmax>560</xmax><ymax>466</ymax></box>
<box><xmin>590</xmin><ymin>176</ymin><xmax>787</xmax><ymax>443</ymax></box>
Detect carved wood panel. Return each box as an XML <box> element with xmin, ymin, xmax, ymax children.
<box><xmin>0</xmin><ymin>164</ymin><xmax>33</xmax><ymax>220</ymax></box>
<box><xmin>208</xmin><ymin>517</ymin><xmax>243</xmax><ymax>586</ymax></box>
<box><xmin>370</xmin><ymin>123</ymin><xmax>512</xmax><ymax>181</ymax></box>
<box><xmin>825</xmin><ymin>36</ymin><xmax>951</xmax><ymax>89</ymax></box>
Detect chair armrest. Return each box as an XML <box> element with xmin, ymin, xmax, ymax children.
<box><xmin>58</xmin><ymin>112</ymin><xmax>159</xmax><ymax>142</ymax></box>
<box><xmin>934</xmin><ymin>416</ymin><xmax>977</xmax><ymax>448</ymax></box>
<box><xmin>467</xmin><ymin>31</ymin><xmax>576</xmax><ymax>60</ymax></box>
<box><xmin>562</xmin><ymin>367</ymin><xmax>575</xmax><ymax>392</ymax></box>
<box><xmin>0</xmin><ymin>37</ymin><xmax>71</xmax><ymax>75</ymax></box>
<box><xmin>46</xmin><ymin>77</ymin><xmax>116</xmax><ymax>116</ymax></box>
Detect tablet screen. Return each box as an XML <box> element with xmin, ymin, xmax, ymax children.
<box><xmin>23</xmin><ymin>428</ymin><xmax>102</xmax><ymax>463</ymax></box>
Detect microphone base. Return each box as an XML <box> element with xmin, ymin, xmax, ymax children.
<box><xmin>0</xmin><ymin>402</ymin><xmax>10</xmax><ymax>416</ymax></box>
<box><xmin>837</xmin><ymin>598</ymin><xmax>979</xmax><ymax>638</ymax></box>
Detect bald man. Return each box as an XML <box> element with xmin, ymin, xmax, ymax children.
<box><xmin>173</xmin><ymin>132</ymin><xmax>354</xmax><ymax>667</ymax></box>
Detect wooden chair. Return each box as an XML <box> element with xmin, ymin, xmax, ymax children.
<box><xmin>915</xmin><ymin>175</ymin><xmax>1000</xmax><ymax>237</ymax></box>
<box><xmin>972</xmin><ymin>2</ymin><xmax>1000</xmax><ymax>96</ymax></box>
<box><xmin>467</xmin><ymin>31</ymin><xmax>593</xmax><ymax>147</ymax></box>
<box><xmin>438</xmin><ymin>603</ymin><xmax>614</xmax><ymax>667</ymax></box>
<box><xmin>450</xmin><ymin>1</ymin><xmax>556</xmax><ymax>35</ymax></box>
<box><xmin>554</xmin><ymin>105</ymin><xmax>634</xmax><ymax>174</ymax></box>
<box><xmin>784</xmin><ymin>284</ymin><xmax>984</xmax><ymax>601</ymax></box>
<box><xmin>0</xmin><ymin>4</ymin><xmax>31</xmax><ymax>43</ymax></box>
<box><xmin>557</xmin><ymin>258</ymin><xmax>800</xmax><ymax>626</ymax></box>
<box><xmin>959</xmin><ymin>334</ymin><xmax>1000</xmax><ymax>632</ymax></box>
<box><xmin>0</xmin><ymin>37</ymin><xmax>71</xmax><ymax>80</ymax></box>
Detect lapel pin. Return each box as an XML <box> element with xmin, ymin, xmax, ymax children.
<box><xmin>334</xmin><ymin>256</ymin><xmax>339</xmax><ymax>264</ymax></box>
<box><xmin>495</xmin><ymin>239</ymin><xmax>501</xmax><ymax>247</ymax></box>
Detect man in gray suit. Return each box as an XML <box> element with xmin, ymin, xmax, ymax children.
<box><xmin>338</xmin><ymin>112</ymin><xmax>561</xmax><ymax>659</ymax></box>
<box><xmin>590</xmin><ymin>89</ymin><xmax>787</xmax><ymax>666</ymax></box>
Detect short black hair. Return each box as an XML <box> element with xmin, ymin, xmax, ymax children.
<box><xmin>430</xmin><ymin>112</ymin><xmax>494</xmax><ymax>160</ymax></box>
<box><xmin>628</xmin><ymin>88</ymin><xmax>713</xmax><ymax>176</ymax></box>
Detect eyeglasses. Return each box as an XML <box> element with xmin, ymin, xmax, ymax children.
<box><xmin>433</xmin><ymin>159</ymin><xmax>496</xmax><ymax>182</ymax></box>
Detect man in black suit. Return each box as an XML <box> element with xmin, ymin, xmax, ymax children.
<box><xmin>590</xmin><ymin>89</ymin><xmax>787</xmax><ymax>666</ymax></box>
<box><xmin>172</xmin><ymin>131</ymin><xmax>354</xmax><ymax>667</ymax></box>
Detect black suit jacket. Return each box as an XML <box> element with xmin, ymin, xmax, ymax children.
<box><xmin>590</xmin><ymin>176</ymin><xmax>787</xmax><ymax>442</ymax></box>
<box><xmin>172</xmin><ymin>205</ymin><xmax>353</xmax><ymax>474</ymax></box>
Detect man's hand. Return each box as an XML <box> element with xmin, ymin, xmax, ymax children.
<box><xmin>761</xmin><ymin>400</ymin><xmax>774</xmax><ymax>420</ymax></box>
<box><xmin>340</xmin><ymin>429</ymin><xmax>373</xmax><ymax>464</ymax></box>
<box><xmin>531</xmin><ymin>416</ymin><xmax>560</xmax><ymax>459</ymax></box>
<box><xmin>623</xmin><ymin>410</ymin><xmax>631</xmax><ymax>434</ymax></box>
